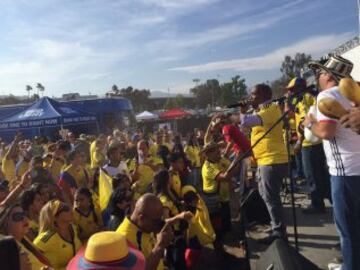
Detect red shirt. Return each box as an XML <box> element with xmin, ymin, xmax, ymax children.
<box><xmin>222</xmin><ymin>124</ymin><xmax>251</xmax><ymax>155</ymax></box>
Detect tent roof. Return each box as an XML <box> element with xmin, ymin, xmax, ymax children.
<box><xmin>0</xmin><ymin>97</ymin><xmax>97</xmax><ymax>130</ymax></box>
<box><xmin>160</xmin><ymin>108</ymin><xmax>192</xmax><ymax>119</ymax></box>
<box><xmin>135</xmin><ymin>111</ymin><xmax>158</xmax><ymax>121</ymax></box>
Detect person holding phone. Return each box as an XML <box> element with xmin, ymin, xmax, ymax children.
<box><xmin>117</xmin><ymin>193</ymin><xmax>174</xmax><ymax>270</ymax></box>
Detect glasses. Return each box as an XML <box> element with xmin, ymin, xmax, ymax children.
<box><xmin>11</xmin><ymin>212</ymin><xmax>26</xmax><ymax>222</ymax></box>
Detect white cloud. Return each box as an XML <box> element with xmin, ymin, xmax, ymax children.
<box><xmin>169</xmin><ymin>33</ymin><xmax>354</xmax><ymax>73</ymax></box>
<box><xmin>137</xmin><ymin>0</ymin><xmax>218</xmax><ymax>9</ymax></box>
<box><xmin>147</xmin><ymin>0</ymin><xmax>320</xmax><ymax>59</ymax></box>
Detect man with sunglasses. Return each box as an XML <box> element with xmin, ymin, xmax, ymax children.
<box><xmin>117</xmin><ymin>193</ymin><xmax>174</xmax><ymax>270</ymax></box>
<box><xmin>303</xmin><ymin>55</ymin><xmax>358</xmax><ymax>270</ymax></box>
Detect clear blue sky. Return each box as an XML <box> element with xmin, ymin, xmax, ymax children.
<box><xmin>0</xmin><ymin>0</ymin><xmax>358</xmax><ymax>96</ymax></box>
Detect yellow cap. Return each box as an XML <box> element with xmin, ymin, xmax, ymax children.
<box><xmin>85</xmin><ymin>232</ymin><xmax>129</xmax><ymax>263</ymax></box>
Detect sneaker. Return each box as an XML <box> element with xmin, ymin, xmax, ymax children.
<box><xmin>328</xmin><ymin>262</ymin><xmax>342</xmax><ymax>270</ymax></box>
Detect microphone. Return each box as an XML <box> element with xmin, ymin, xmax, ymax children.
<box><xmin>227</xmin><ymin>99</ymin><xmax>251</xmax><ymax>108</ymax></box>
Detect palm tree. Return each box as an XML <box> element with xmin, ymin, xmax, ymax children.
<box><xmin>111</xmin><ymin>84</ymin><xmax>119</xmax><ymax>94</ymax></box>
<box><xmin>192</xmin><ymin>78</ymin><xmax>200</xmax><ymax>86</ymax></box>
<box><xmin>40</xmin><ymin>85</ymin><xmax>45</xmax><ymax>97</ymax></box>
<box><xmin>36</xmin><ymin>83</ymin><xmax>45</xmax><ymax>97</ymax></box>
<box><xmin>25</xmin><ymin>85</ymin><xmax>32</xmax><ymax>98</ymax></box>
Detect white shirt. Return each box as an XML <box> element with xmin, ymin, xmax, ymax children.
<box><xmin>316</xmin><ymin>86</ymin><xmax>360</xmax><ymax>176</ymax></box>
<box><xmin>103</xmin><ymin>161</ymin><xmax>129</xmax><ymax>177</ymax></box>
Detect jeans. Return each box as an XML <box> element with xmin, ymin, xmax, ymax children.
<box><xmin>302</xmin><ymin>144</ymin><xmax>331</xmax><ymax>210</ymax></box>
<box><xmin>331</xmin><ymin>176</ymin><xmax>360</xmax><ymax>270</ymax></box>
<box><xmin>294</xmin><ymin>151</ymin><xmax>304</xmax><ymax>179</ymax></box>
<box><xmin>190</xmin><ymin>167</ymin><xmax>201</xmax><ymax>190</ymax></box>
<box><xmin>258</xmin><ymin>163</ymin><xmax>288</xmax><ymax>235</ymax></box>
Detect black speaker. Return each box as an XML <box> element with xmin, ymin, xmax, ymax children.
<box><xmin>241</xmin><ymin>188</ymin><xmax>271</xmax><ymax>225</ymax></box>
<box><xmin>256</xmin><ymin>239</ymin><xmax>320</xmax><ymax>270</ymax></box>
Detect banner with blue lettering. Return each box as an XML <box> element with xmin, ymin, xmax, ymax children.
<box><xmin>0</xmin><ymin>97</ymin><xmax>97</xmax><ymax>130</ymax></box>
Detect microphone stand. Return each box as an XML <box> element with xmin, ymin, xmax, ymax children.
<box><xmin>226</xmin><ymin>99</ymin><xmax>300</xmax><ymax>253</ymax></box>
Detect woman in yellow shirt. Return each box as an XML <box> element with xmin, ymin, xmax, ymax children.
<box><xmin>20</xmin><ymin>188</ymin><xmax>45</xmax><ymax>241</ymax></box>
<box><xmin>0</xmin><ymin>204</ymin><xmax>51</xmax><ymax>270</ymax></box>
<box><xmin>33</xmin><ymin>200</ymin><xmax>82</xmax><ymax>270</ymax></box>
<box><xmin>73</xmin><ymin>187</ymin><xmax>103</xmax><ymax>241</ymax></box>
<box><xmin>152</xmin><ymin>170</ymin><xmax>193</xmax><ymax>269</ymax></box>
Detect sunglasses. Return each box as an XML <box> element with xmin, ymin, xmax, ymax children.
<box><xmin>11</xmin><ymin>212</ymin><xmax>26</xmax><ymax>222</ymax></box>
<box><xmin>55</xmin><ymin>204</ymin><xmax>71</xmax><ymax>216</ymax></box>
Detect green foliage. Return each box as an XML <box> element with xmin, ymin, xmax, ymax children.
<box><xmin>164</xmin><ymin>94</ymin><xmax>185</xmax><ymax>109</ymax></box>
<box><xmin>190</xmin><ymin>75</ymin><xmax>247</xmax><ymax>108</ymax></box>
<box><xmin>271</xmin><ymin>53</ymin><xmax>313</xmax><ymax>98</ymax></box>
<box><xmin>114</xmin><ymin>86</ymin><xmax>151</xmax><ymax>112</ymax></box>
<box><xmin>280</xmin><ymin>53</ymin><xmax>312</xmax><ymax>79</ymax></box>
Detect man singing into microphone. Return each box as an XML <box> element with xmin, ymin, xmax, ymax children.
<box><xmin>240</xmin><ymin>83</ymin><xmax>288</xmax><ymax>244</ymax></box>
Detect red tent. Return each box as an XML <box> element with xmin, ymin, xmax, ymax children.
<box><xmin>160</xmin><ymin>108</ymin><xmax>192</xmax><ymax>120</ymax></box>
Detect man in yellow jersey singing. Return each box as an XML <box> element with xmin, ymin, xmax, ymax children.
<box><xmin>240</xmin><ymin>84</ymin><xmax>288</xmax><ymax>244</ymax></box>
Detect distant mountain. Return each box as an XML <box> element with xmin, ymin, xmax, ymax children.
<box><xmin>150</xmin><ymin>90</ymin><xmax>192</xmax><ymax>98</ymax></box>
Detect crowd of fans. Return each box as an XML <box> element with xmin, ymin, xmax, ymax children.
<box><xmin>0</xmin><ymin>55</ymin><xmax>359</xmax><ymax>270</ymax></box>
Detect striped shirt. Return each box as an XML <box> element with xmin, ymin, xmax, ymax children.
<box><xmin>316</xmin><ymin>86</ymin><xmax>360</xmax><ymax>176</ymax></box>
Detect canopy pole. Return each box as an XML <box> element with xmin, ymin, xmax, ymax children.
<box><xmin>96</xmin><ymin>121</ymin><xmax>100</xmax><ymax>134</ymax></box>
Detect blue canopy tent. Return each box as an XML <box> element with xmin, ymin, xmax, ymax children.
<box><xmin>0</xmin><ymin>97</ymin><xmax>98</xmax><ymax>141</ymax></box>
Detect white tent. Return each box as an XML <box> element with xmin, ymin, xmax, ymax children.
<box><xmin>135</xmin><ymin>111</ymin><xmax>158</xmax><ymax>122</ymax></box>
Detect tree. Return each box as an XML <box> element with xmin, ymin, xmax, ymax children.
<box><xmin>113</xmin><ymin>86</ymin><xmax>151</xmax><ymax>112</ymax></box>
<box><xmin>192</xmin><ymin>78</ymin><xmax>201</xmax><ymax>86</ymax></box>
<box><xmin>271</xmin><ymin>53</ymin><xmax>313</xmax><ymax>98</ymax></box>
<box><xmin>111</xmin><ymin>84</ymin><xmax>119</xmax><ymax>94</ymax></box>
<box><xmin>219</xmin><ymin>75</ymin><xmax>247</xmax><ymax>105</ymax></box>
<box><xmin>36</xmin><ymin>83</ymin><xmax>44</xmax><ymax>97</ymax></box>
<box><xmin>25</xmin><ymin>85</ymin><xmax>32</xmax><ymax>98</ymax></box>
<box><xmin>190</xmin><ymin>76</ymin><xmax>247</xmax><ymax>108</ymax></box>
<box><xmin>190</xmin><ymin>79</ymin><xmax>221</xmax><ymax>109</ymax></box>
<box><xmin>164</xmin><ymin>94</ymin><xmax>185</xmax><ymax>109</ymax></box>
<box><xmin>280</xmin><ymin>53</ymin><xmax>312</xmax><ymax>79</ymax></box>
<box><xmin>270</xmin><ymin>76</ymin><xmax>288</xmax><ymax>99</ymax></box>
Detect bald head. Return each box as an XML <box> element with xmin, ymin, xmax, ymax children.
<box><xmin>131</xmin><ymin>193</ymin><xmax>164</xmax><ymax>233</ymax></box>
<box><xmin>134</xmin><ymin>193</ymin><xmax>163</xmax><ymax>215</ymax></box>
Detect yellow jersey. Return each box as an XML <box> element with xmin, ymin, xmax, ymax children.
<box><xmin>18</xmin><ymin>238</ymin><xmax>49</xmax><ymax>270</ymax></box>
<box><xmin>117</xmin><ymin>217</ymin><xmax>164</xmax><ymax>270</ymax></box>
<box><xmin>218</xmin><ymin>158</ymin><xmax>231</xmax><ymax>202</ymax></box>
<box><xmin>294</xmin><ymin>93</ymin><xmax>321</xmax><ymax>147</ymax></box>
<box><xmin>49</xmin><ymin>157</ymin><xmax>66</xmax><ymax>182</ymax></box>
<box><xmin>33</xmin><ymin>226</ymin><xmax>82</xmax><ymax>270</ymax></box>
<box><xmin>132</xmin><ymin>156</ymin><xmax>163</xmax><ymax>197</ymax></box>
<box><xmin>2</xmin><ymin>156</ymin><xmax>16</xmax><ymax>182</ymax></box>
<box><xmin>60</xmin><ymin>164</ymin><xmax>88</xmax><ymax>189</ymax></box>
<box><xmin>170</xmin><ymin>171</ymin><xmax>182</xmax><ymax>198</ymax></box>
<box><xmin>159</xmin><ymin>194</ymin><xmax>180</xmax><ymax>231</ymax></box>
<box><xmin>149</xmin><ymin>144</ymin><xmax>159</xmax><ymax>157</ymax></box>
<box><xmin>251</xmin><ymin>103</ymin><xmax>288</xmax><ymax>166</ymax></box>
<box><xmin>202</xmin><ymin>160</ymin><xmax>222</xmax><ymax>194</ymax></box>
<box><xmin>73</xmin><ymin>206</ymin><xmax>103</xmax><ymax>240</ymax></box>
<box><xmin>184</xmin><ymin>145</ymin><xmax>201</xmax><ymax>167</ymax></box>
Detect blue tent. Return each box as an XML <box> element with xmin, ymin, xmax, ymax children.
<box><xmin>0</xmin><ymin>97</ymin><xmax>98</xmax><ymax>131</ymax></box>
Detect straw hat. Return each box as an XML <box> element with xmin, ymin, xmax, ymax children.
<box><xmin>308</xmin><ymin>55</ymin><xmax>353</xmax><ymax>82</ymax></box>
<box><xmin>67</xmin><ymin>232</ymin><xmax>145</xmax><ymax>270</ymax></box>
